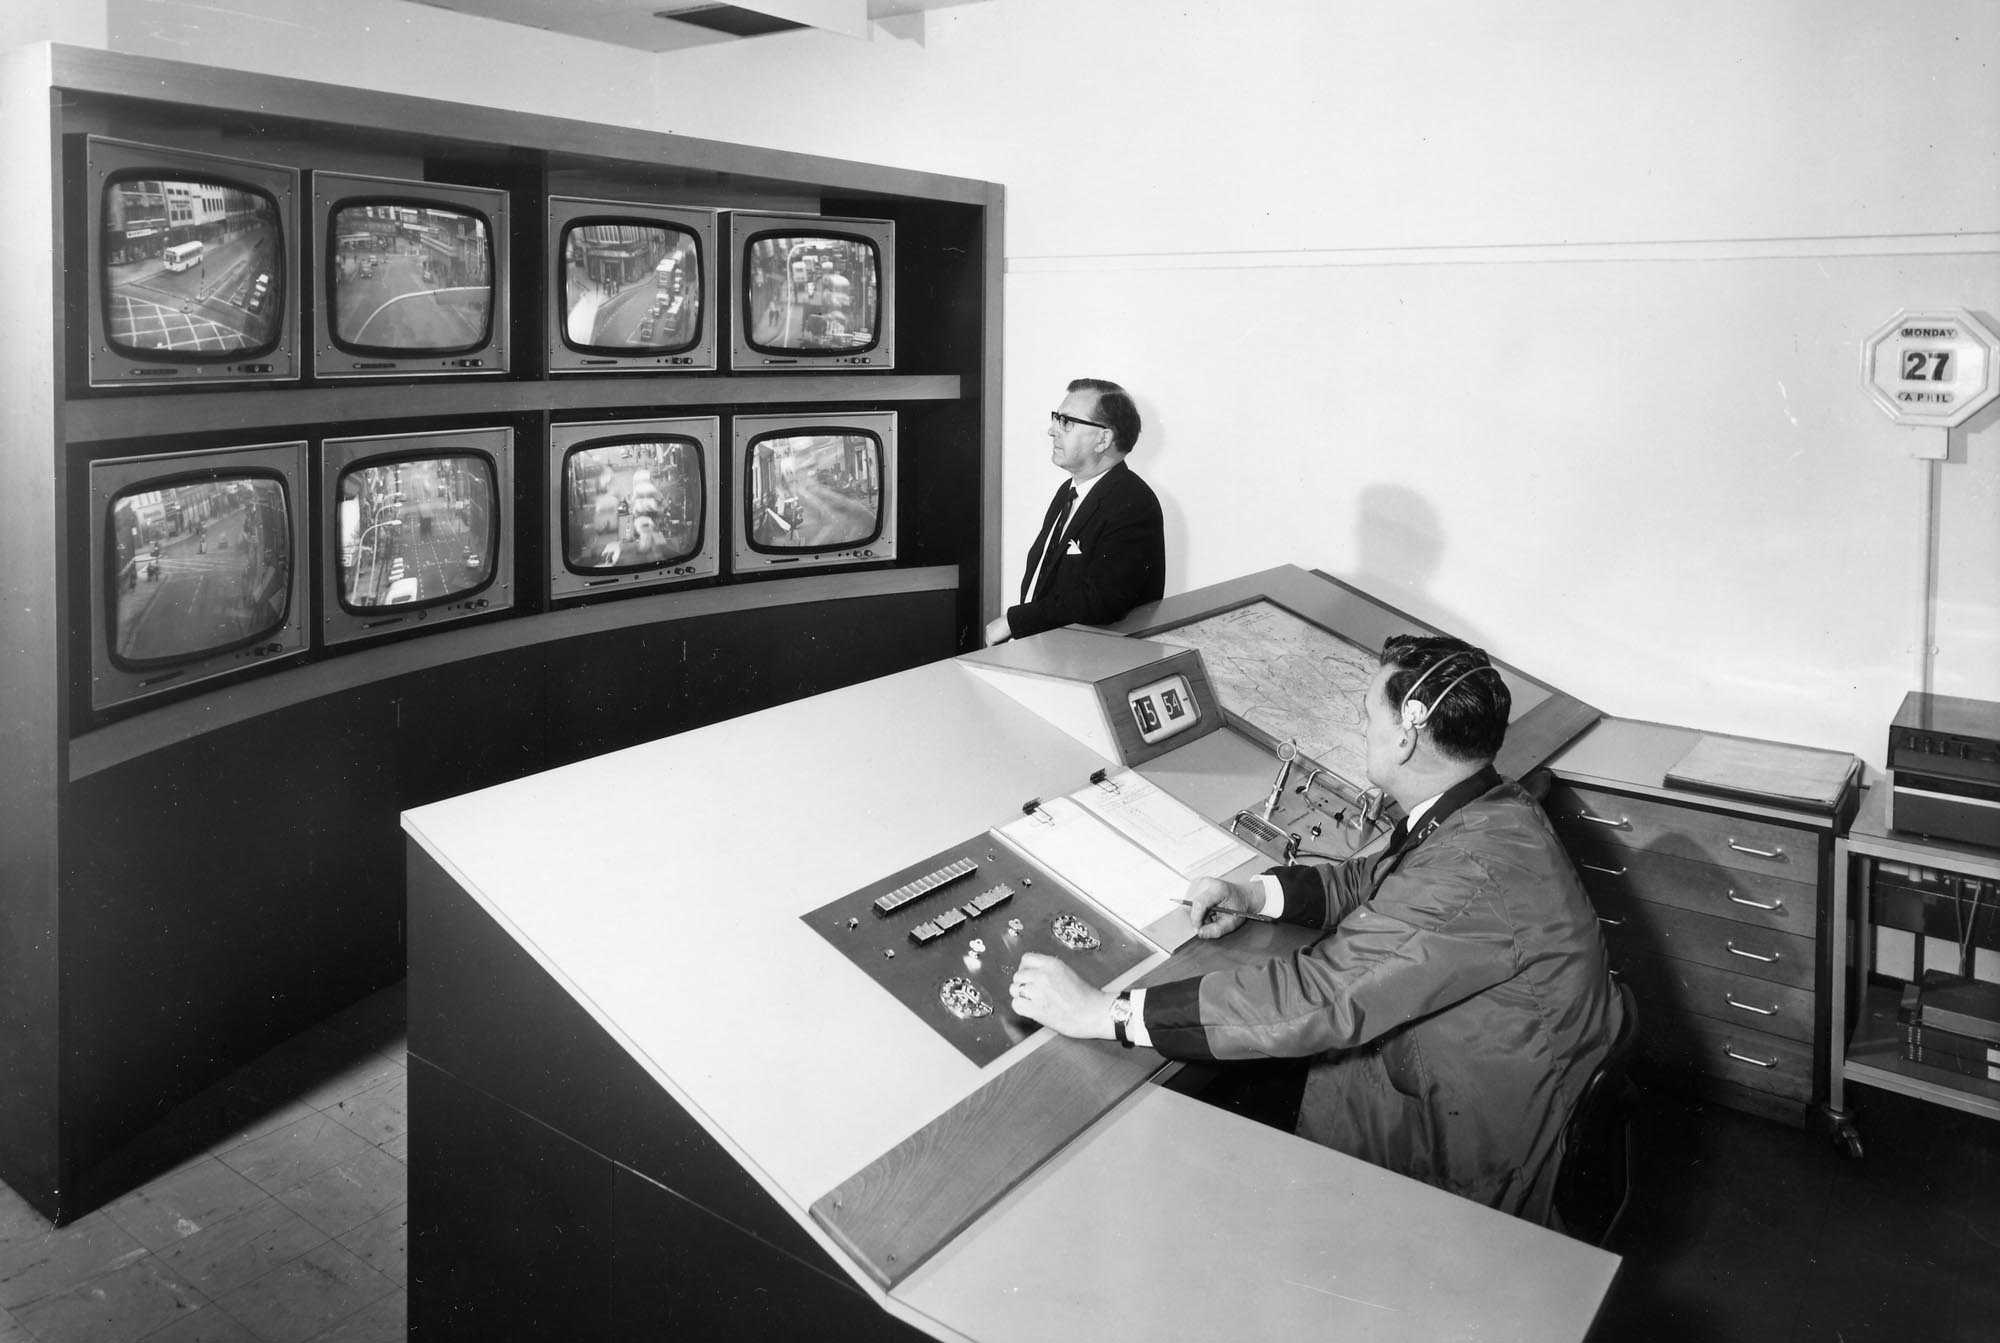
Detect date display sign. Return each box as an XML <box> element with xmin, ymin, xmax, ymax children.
<box><xmin>1862</xmin><ymin>308</ymin><xmax>2000</xmax><ymax>431</ymax></box>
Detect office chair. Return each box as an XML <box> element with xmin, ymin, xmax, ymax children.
<box><xmin>1549</xmin><ymin>978</ymin><xmax>1641</xmax><ymax>1247</ymax></box>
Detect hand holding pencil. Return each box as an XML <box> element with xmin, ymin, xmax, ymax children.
<box><xmin>1179</xmin><ymin>875</ymin><xmax>1271</xmax><ymax>940</ymax></box>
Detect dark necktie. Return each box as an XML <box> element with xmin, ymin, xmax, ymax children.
<box><xmin>1384</xmin><ymin>817</ymin><xmax>1411</xmax><ymax>855</ymax></box>
<box><xmin>1368</xmin><ymin>816</ymin><xmax>1414</xmax><ymax>886</ymax></box>
<box><xmin>1021</xmin><ymin>481</ymin><xmax>1076</xmax><ymax>602</ymax></box>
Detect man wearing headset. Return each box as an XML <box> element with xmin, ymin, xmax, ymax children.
<box><xmin>983</xmin><ymin>378</ymin><xmax>1164</xmax><ymax>646</ymax></box>
<box><xmin>1009</xmin><ymin>634</ymin><xmax>1622</xmax><ymax>1222</ymax></box>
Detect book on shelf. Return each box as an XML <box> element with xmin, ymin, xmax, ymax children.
<box><xmin>1898</xmin><ymin>1044</ymin><xmax>2000</xmax><ymax>1084</ymax></box>
<box><xmin>1912</xmin><ymin>971</ymin><xmax>2000</xmax><ymax>1046</ymax></box>
<box><xmin>1901</xmin><ymin>1021</ymin><xmax>2000</xmax><ymax>1066</ymax></box>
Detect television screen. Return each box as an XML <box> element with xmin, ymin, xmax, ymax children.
<box><xmin>727</xmin><ymin>211</ymin><xmax>895</xmax><ymax>370</ymax></box>
<box><xmin>87</xmin><ymin>441</ymin><xmax>310</xmax><ymax>711</ymax></box>
<box><xmin>548</xmin><ymin>417</ymin><xmax>720</xmax><ymax>601</ymax></box>
<box><xmin>548</xmin><ymin>198</ymin><xmax>718</xmax><ymax>373</ymax></box>
<box><xmin>731</xmin><ymin>411</ymin><xmax>897</xmax><ymax>575</ymax></box>
<box><xmin>312</xmin><ymin>172</ymin><xmax>510</xmax><ymax>378</ymax></box>
<box><xmin>82</xmin><ymin>137</ymin><xmax>300</xmax><ymax>387</ymax></box>
<box><xmin>319</xmin><ymin>427</ymin><xmax>515</xmax><ymax>645</ymax></box>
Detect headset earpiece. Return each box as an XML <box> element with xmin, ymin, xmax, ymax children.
<box><xmin>1395</xmin><ymin>653</ymin><xmax>1498</xmax><ymax>735</ymax></box>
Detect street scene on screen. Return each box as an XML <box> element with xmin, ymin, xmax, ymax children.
<box><xmin>101</xmin><ymin>176</ymin><xmax>283</xmax><ymax>354</ymax></box>
<box><xmin>111</xmin><ymin>477</ymin><xmax>292</xmax><ymax>661</ymax></box>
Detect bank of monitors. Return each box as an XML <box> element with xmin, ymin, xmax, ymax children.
<box><xmin>732</xmin><ymin>412</ymin><xmax>896</xmax><ymax>575</ymax></box>
<box><xmin>81</xmin><ymin>137</ymin><xmax>301</xmax><ymax>388</ymax></box>
<box><xmin>547</xmin><ymin>417</ymin><xmax>720</xmax><ymax>602</ymax></box>
<box><xmin>311</xmin><ymin>172</ymin><xmax>510</xmax><ymax>379</ymax></box>
<box><xmin>319</xmin><ymin>427</ymin><xmax>515</xmax><ymax>646</ymax></box>
<box><xmin>547</xmin><ymin>197</ymin><xmax>717</xmax><ymax>374</ymax></box>
<box><xmin>87</xmin><ymin>441</ymin><xmax>311</xmax><ymax>711</ymax></box>
<box><xmin>728</xmin><ymin>211</ymin><xmax>894</xmax><ymax>370</ymax></box>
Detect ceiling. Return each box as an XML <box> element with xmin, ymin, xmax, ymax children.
<box><xmin>400</xmin><ymin>0</ymin><xmax>992</xmax><ymax>52</ymax></box>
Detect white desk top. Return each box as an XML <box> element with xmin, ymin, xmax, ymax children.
<box><xmin>903</xmin><ymin>1085</ymin><xmax>1618</xmax><ymax>1343</ymax></box>
<box><xmin>404</xmin><ymin>656</ymin><xmax>1125</xmax><ymax>1208</ymax></box>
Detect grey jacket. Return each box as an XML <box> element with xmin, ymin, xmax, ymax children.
<box><xmin>1143</xmin><ymin>776</ymin><xmax>1622</xmax><ymax>1219</ymax></box>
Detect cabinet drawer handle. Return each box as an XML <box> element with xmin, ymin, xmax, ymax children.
<box><xmin>1724</xmin><ymin>1045</ymin><xmax>1779</xmax><ymax>1069</ymax></box>
<box><xmin>1727</xmin><ymin>839</ymin><xmax>1785</xmax><ymax>860</ymax></box>
<box><xmin>1581</xmin><ymin>861</ymin><xmax>1627</xmax><ymax>877</ymax></box>
<box><xmin>1597</xmin><ymin>915</ymin><xmax>1626</xmax><ymax>928</ymax></box>
<box><xmin>1725</xmin><ymin>993</ymin><xmax>1778</xmax><ymax>1017</ymax></box>
<box><xmin>1725</xmin><ymin>940</ymin><xmax>1780</xmax><ymax>964</ymax></box>
<box><xmin>1725</xmin><ymin>889</ymin><xmax>1784</xmax><ymax>912</ymax></box>
<box><xmin>1579</xmin><ymin>811</ymin><xmax>1631</xmax><ymax>830</ymax></box>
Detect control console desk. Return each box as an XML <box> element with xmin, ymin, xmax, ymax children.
<box><xmin>404</xmin><ymin>566</ymin><xmax>1615</xmax><ymax>1340</ymax></box>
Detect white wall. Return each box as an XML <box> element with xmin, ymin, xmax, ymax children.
<box><xmin>596</xmin><ymin>0</ymin><xmax>2000</xmax><ymax>771</ymax></box>
<box><xmin>22</xmin><ymin>0</ymin><xmax>2000</xmax><ymax>769</ymax></box>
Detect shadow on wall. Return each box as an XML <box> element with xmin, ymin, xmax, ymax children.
<box><xmin>1125</xmin><ymin>390</ymin><xmax>1188</xmax><ymax>598</ymax></box>
<box><xmin>1349</xmin><ymin>482</ymin><xmax>1502</xmax><ymax>650</ymax></box>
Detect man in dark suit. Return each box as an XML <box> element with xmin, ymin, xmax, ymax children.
<box><xmin>984</xmin><ymin>378</ymin><xmax>1165</xmax><ymax>645</ymax></box>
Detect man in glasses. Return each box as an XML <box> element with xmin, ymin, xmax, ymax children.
<box><xmin>984</xmin><ymin>377</ymin><xmax>1165</xmax><ymax>645</ymax></box>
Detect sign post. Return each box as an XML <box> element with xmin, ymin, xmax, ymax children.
<box><xmin>1861</xmin><ymin>307</ymin><xmax>2000</xmax><ymax>694</ymax></box>
<box><xmin>1860</xmin><ymin>307</ymin><xmax>2000</xmax><ymax>458</ymax></box>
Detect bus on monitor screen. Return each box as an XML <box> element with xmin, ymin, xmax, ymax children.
<box><xmin>82</xmin><ymin>136</ymin><xmax>301</xmax><ymax>388</ymax></box>
<box><xmin>727</xmin><ymin>211</ymin><xmax>894</xmax><ymax>371</ymax></box>
<box><xmin>548</xmin><ymin>197</ymin><xmax>717</xmax><ymax>373</ymax></box>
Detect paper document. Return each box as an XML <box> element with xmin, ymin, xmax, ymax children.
<box><xmin>998</xmin><ymin>795</ymin><xmax>1187</xmax><ymax>935</ymax></box>
<box><xmin>1070</xmin><ymin>768</ymin><xmax>1261</xmax><ymax>881</ymax></box>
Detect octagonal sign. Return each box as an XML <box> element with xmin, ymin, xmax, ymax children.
<box><xmin>1862</xmin><ymin>308</ymin><xmax>2000</xmax><ymax>429</ymax></box>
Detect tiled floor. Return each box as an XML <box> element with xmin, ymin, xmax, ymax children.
<box><xmin>3</xmin><ymin>982</ymin><xmax>1994</xmax><ymax>1342</ymax></box>
<box><xmin>0</xmin><ymin>984</ymin><xmax>406</xmax><ymax>1343</ymax></box>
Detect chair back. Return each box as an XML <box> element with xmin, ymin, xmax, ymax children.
<box><xmin>1550</xmin><ymin>979</ymin><xmax>1640</xmax><ymax>1245</ymax></box>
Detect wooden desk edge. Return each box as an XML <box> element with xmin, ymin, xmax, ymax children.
<box><xmin>811</xmin><ymin>925</ymin><xmax>1318</xmax><ymax>1289</ymax></box>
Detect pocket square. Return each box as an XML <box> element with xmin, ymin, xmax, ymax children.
<box><xmin>1064</xmin><ymin>539</ymin><xmax>1083</xmax><ymax>555</ymax></box>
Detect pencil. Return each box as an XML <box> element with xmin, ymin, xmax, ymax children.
<box><xmin>1174</xmin><ymin>898</ymin><xmax>1277</xmax><ymax>923</ymax></box>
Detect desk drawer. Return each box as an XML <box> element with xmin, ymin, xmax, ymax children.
<box><xmin>1548</xmin><ymin>783</ymin><xmax>1814</xmax><ymax>878</ymax></box>
<box><xmin>1640</xmin><ymin>1008</ymin><xmax>1814</xmax><ymax>1103</ymax></box>
<box><xmin>1616</xmin><ymin>952</ymin><xmax>1815</xmax><ymax>1045</ymax></box>
<box><xmin>1600</xmin><ymin>897</ymin><xmax>1813</xmax><ymax>992</ymax></box>
<box><xmin>1572</xmin><ymin>844</ymin><xmax>1817</xmax><ymax>935</ymax></box>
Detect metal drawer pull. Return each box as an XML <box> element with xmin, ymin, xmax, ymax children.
<box><xmin>1581</xmin><ymin>861</ymin><xmax>1627</xmax><ymax>877</ymax></box>
<box><xmin>1726</xmin><ymin>889</ymin><xmax>1784</xmax><ymax>911</ymax></box>
<box><xmin>1727</xmin><ymin>839</ymin><xmax>1785</xmax><ymax>860</ymax></box>
<box><xmin>1724</xmin><ymin>1045</ymin><xmax>1779</xmax><ymax>1069</ymax></box>
<box><xmin>1579</xmin><ymin>812</ymin><xmax>1631</xmax><ymax>830</ymax></box>
<box><xmin>1726</xmin><ymin>940</ymin><xmax>1780</xmax><ymax>964</ymax></box>
<box><xmin>1597</xmin><ymin>915</ymin><xmax>1626</xmax><ymax>928</ymax></box>
<box><xmin>1725</xmin><ymin>994</ymin><xmax>1778</xmax><ymax>1016</ymax></box>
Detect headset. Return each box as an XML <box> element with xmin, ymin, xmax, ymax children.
<box><xmin>1396</xmin><ymin>652</ymin><xmax>1504</xmax><ymax>732</ymax></box>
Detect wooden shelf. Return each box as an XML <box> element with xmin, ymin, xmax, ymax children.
<box><xmin>50</xmin><ymin>45</ymin><xmax>999</xmax><ymax>207</ymax></box>
<box><xmin>63</xmin><ymin>374</ymin><xmax>966</xmax><ymax>444</ymax></box>
<box><xmin>67</xmin><ymin>564</ymin><xmax>960</xmax><ymax>781</ymax></box>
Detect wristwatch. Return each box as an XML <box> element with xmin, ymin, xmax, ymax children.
<box><xmin>1110</xmin><ymin>990</ymin><xmax>1134</xmax><ymax>1048</ymax></box>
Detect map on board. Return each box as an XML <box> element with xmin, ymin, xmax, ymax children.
<box><xmin>1149</xmin><ymin>600</ymin><xmax>1376</xmax><ymax>791</ymax></box>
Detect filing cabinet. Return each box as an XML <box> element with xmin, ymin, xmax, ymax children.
<box><xmin>1544</xmin><ymin>720</ymin><xmax>1861</xmax><ymax>1129</ymax></box>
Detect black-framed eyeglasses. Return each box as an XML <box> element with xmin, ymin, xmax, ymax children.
<box><xmin>1050</xmin><ymin>410</ymin><xmax>1110</xmax><ymax>432</ymax></box>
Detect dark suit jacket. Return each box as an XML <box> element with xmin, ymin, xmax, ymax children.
<box><xmin>1006</xmin><ymin>458</ymin><xmax>1165</xmax><ymax>639</ymax></box>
